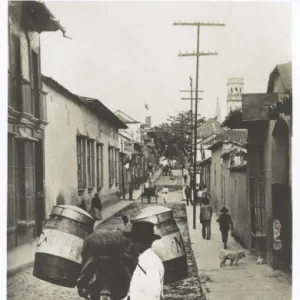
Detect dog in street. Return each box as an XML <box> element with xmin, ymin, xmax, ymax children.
<box><xmin>219</xmin><ymin>249</ymin><xmax>246</xmax><ymax>267</ymax></box>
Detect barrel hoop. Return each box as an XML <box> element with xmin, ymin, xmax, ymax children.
<box><xmin>33</xmin><ymin>252</ymin><xmax>81</xmax><ymax>288</ymax></box>
<box><xmin>51</xmin><ymin>206</ymin><xmax>94</xmax><ymax>225</ymax></box>
<box><xmin>44</xmin><ymin>217</ymin><xmax>93</xmax><ymax>238</ymax></box>
<box><xmin>36</xmin><ymin>228</ymin><xmax>84</xmax><ymax>264</ymax></box>
<box><xmin>155</xmin><ymin>220</ymin><xmax>179</xmax><ymax>237</ymax></box>
<box><xmin>163</xmin><ymin>255</ymin><xmax>189</xmax><ymax>285</ymax></box>
<box><xmin>133</xmin><ymin>211</ymin><xmax>173</xmax><ymax>225</ymax></box>
<box><xmin>152</xmin><ymin>231</ymin><xmax>186</xmax><ymax>261</ymax></box>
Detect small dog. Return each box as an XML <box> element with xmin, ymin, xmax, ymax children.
<box><xmin>256</xmin><ymin>254</ymin><xmax>266</xmax><ymax>265</ymax></box>
<box><xmin>219</xmin><ymin>249</ymin><xmax>246</xmax><ymax>267</ymax></box>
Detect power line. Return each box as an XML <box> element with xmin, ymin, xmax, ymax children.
<box><xmin>174</xmin><ymin>20</ymin><xmax>225</xmax><ymax>230</ymax></box>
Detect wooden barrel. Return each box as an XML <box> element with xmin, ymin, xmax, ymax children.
<box><xmin>131</xmin><ymin>206</ymin><xmax>188</xmax><ymax>284</ymax></box>
<box><xmin>33</xmin><ymin>205</ymin><xmax>95</xmax><ymax>288</ymax></box>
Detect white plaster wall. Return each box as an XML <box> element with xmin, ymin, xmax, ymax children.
<box><xmin>120</xmin><ymin>123</ymin><xmax>141</xmax><ymax>143</ymax></box>
<box><xmin>43</xmin><ymin>82</ymin><xmax>119</xmax><ymax>217</ymax></box>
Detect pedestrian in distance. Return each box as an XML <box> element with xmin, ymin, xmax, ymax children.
<box><xmin>183</xmin><ymin>173</ymin><xmax>188</xmax><ymax>185</ymax></box>
<box><xmin>200</xmin><ymin>193</ymin><xmax>212</xmax><ymax>240</ymax></box>
<box><xmin>122</xmin><ymin>221</ymin><xmax>165</xmax><ymax>300</ymax></box>
<box><xmin>161</xmin><ymin>185</ymin><xmax>169</xmax><ymax>203</ymax></box>
<box><xmin>79</xmin><ymin>199</ymin><xmax>87</xmax><ymax>211</ymax></box>
<box><xmin>118</xmin><ymin>215</ymin><xmax>133</xmax><ymax>232</ymax></box>
<box><xmin>90</xmin><ymin>193</ymin><xmax>102</xmax><ymax>221</ymax></box>
<box><xmin>185</xmin><ymin>185</ymin><xmax>191</xmax><ymax>206</ymax></box>
<box><xmin>197</xmin><ymin>187</ymin><xmax>203</xmax><ymax>205</ymax></box>
<box><xmin>129</xmin><ymin>180</ymin><xmax>134</xmax><ymax>200</ymax></box>
<box><xmin>217</xmin><ymin>207</ymin><xmax>234</xmax><ymax>249</ymax></box>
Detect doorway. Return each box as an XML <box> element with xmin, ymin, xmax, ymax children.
<box><xmin>35</xmin><ymin>139</ymin><xmax>45</xmax><ymax>236</ymax></box>
<box><xmin>272</xmin><ymin>119</ymin><xmax>291</xmax><ymax>270</ymax></box>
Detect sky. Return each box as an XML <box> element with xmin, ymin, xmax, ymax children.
<box><xmin>41</xmin><ymin>1</ymin><xmax>292</xmax><ymax>126</ymax></box>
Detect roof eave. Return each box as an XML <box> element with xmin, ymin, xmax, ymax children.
<box><xmin>22</xmin><ymin>1</ymin><xmax>67</xmax><ymax>36</ymax></box>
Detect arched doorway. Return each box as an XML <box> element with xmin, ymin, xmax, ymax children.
<box><xmin>271</xmin><ymin>118</ymin><xmax>291</xmax><ymax>270</ymax></box>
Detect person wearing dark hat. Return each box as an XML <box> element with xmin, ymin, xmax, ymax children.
<box><xmin>122</xmin><ymin>221</ymin><xmax>164</xmax><ymax>300</ymax></box>
<box><xmin>217</xmin><ymin>207</ymin><xmax>233</xmax><ymax>249</ymax></box>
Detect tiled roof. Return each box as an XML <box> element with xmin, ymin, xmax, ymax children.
<box><xmin>208</xmin><ymin>129</ymin><xmax>248</xmax><ymax>149</ymax></box>
<box><xmin>114</xmin><ymin>110</ymin><xmax>140</xmax><ymax>124</ymax></box>
<box><xmin>42</xmin><ymin>75</ymin><xmax>127</xmax><ymax>129</ymax></box>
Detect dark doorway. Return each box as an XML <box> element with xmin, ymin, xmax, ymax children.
<box><xmin>35</xmin><ymin>139</ymin><xmax>45</xmax><ymax>236</ymax></box>
<box><xmin>272</xmin><ymin>119</ymin><xmax>291</xmax><ymax>270</ymax></box>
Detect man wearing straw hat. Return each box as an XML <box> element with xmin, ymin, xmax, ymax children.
<box><xmin>122</xmin><ymin>221</ymin><xmax>165</xmax><ymax>300</ymax></box>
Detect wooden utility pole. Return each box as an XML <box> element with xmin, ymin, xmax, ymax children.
<box><xmin>174</xmin><ymin>20</ymin><xmax>225</xmax><ymax>229</ymax></box>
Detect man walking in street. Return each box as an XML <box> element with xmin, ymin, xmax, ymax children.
<box><xmin>217</xmin><ymin>207</ymin><xmax>233</xmax><ymax>249</ymax></box>
<box><xmin>122</xmin><ymin>221</ymin><xmax>164</xmax><ymax>300</ymax></box>
<box><xmin>200</xmin><ymin>193</ymin><xmax>212</xmax><ymax>240</ymax></box>
<box><xmin>183</xmin><ymin>173</ymin><xmax>188</xmax><ymax>185</ymax></box>
<box><xmin>161</xmin><ymin>185</ymin><xmax>169</xmax><ymax>203</ymax></box>
<box><xmin>197</xmin><ymin>187</ymin><xmax>203</xmax><ymax>205</ymax></box>
<box><xmin>185</xmin><ymin>185</ymin><xmax>191</xmax><ymax>206</ymax></box>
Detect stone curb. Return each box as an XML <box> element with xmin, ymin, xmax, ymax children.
<box><xmin>7</xmin><ymin>261</ymin><xmax>34</xmax><ymax>278</ymax></box>
<box><xmin>185</xmin><ymin>206</ymin><xmax>207</xmax><ymax>300</ymax></box>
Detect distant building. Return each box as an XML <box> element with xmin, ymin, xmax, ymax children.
<box><xmin>227</xmin><ymin>77</ymin><xmax>244</xmax><ymax>113</ymax></box>
<box><xmin>145</xmin><ymin>116</ymin><xmax>151</xmax><ymax>128</ymax></box>
<box><xmin>7</xmin><ymin>1</ymin><xmax>66</xmax><ymax>250</ymax></box>
<box><xmin>207</xmin><ymin>129</ymin><xmax>248</xmax><ymax>215</ymax></box>
<box><xmin>115</xmin><ymin>110</ymin><xmax>148</xmax><ymax>184</ymax></box>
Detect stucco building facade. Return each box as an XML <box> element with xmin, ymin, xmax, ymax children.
<box><xmin>42</xmin><ymin>76</ymin><xmax>127</xmax><ymax>217</ymax></box>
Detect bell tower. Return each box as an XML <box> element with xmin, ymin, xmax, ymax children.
<box><xmin>227</xmin><ymin>77</ymin><xmax>244</xmax><ymax>113</ymax></box>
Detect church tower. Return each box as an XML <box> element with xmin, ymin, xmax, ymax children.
<box><xmin>227</xmin><ymin>77</ymin><xmax>244</xmax><ymax>113</ymax></box>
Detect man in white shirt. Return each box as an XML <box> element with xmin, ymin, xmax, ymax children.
<box><xmin>123</xmin><ymin>221</ymin><xmax>164</xmax><ymax>300</ymax></box>
<box><xmin>161</xmin><ymin>186</ymin><xmax>169</xmax><ymax>204</ymax></box>
<box><xmin>197</xmin><ymin>188</ymin><xmax>203</xmax><ymax>204</ymax></box>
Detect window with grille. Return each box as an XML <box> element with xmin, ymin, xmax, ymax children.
<box><xmin>96</xmin><ymin>144</ymin><xmax>103</xmax><ymax>188</ymax></box>
<box><xmin>77</xmin><ymin>137</ymin><xmax>86</xmax><ymax>189</ymax></box>
<box><xmin>9</xmin><ymin>34</ymin><xmax>22</xmax><ymax>110</ymax></box>
<box><xmin>7</xmin><ymin>134</ymin><xmax>15</xmax><ymax>227</ymax></box>
<box><xmin>108</xmin><ymin>147</ymin><xmax>114</xmax><ymax>185</ymax></box>
<box><xmin>15</xmin><ymin>139</ymin><xmax>35</xmax><ymax>221</ymax></box>
<box><xmin>249</xmin><ymin>144</ymin><xmax>266</xmax><ymax>236</ymax></box>
<box><xmin>115</xmin><ymin>149</ymin><xmax>119</xmax><ymax>183</ymax></box>
<box><xmin>31</xmin><ymin>50</ymin><xmax>40</xmax><ymax>118</ymax></box>
<box><xmin>87</xmin><ymin>141</ymin><xmax>95</xmax><ymax>188</ymax></box>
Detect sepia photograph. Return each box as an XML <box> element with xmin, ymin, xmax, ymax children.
<box><xmin>4</xmin><ymin>1</ymin><xmax>298</xmax><ymax>300</ymax></box>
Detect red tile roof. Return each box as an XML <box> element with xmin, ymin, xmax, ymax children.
<box><xmin>208</xmin><ymin>129</ymin><xmax>248</xmax><ymax>149</ymax></box>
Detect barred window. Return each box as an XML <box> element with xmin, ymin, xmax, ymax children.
<box><xmin>77</xmin><ymin>137</ymin><xmax>86</xmax><ymax>189</ymax></box>
<box><xmin>15</xmin><ymin>139</ymin><xmax>35</xmax><ymax>221</ymax></box>
<box><xmin>96</xmin><ymin>144</ymin><xmax>103</xmax><ymax>187</ymax></box>
<box><xmin>108</xmin><ymin>146</ymin><xmax>113</xmax><ymax>185</ymax></box>
<box><xmin>87</xmin><ymin>141</ymin><xmax>95</xmax><ymax>187</ymax></box>
<box><xmin>115</xmin><ymin>149</ymin><xmax>119</xmax><ymax>183</ymax></box>
<box><xmin>249</xmin><ymin>145</ymin><xmax>266</xmax><ymax>236</ymax></box>
<box><xmin>7</xmin><ymin>134</ymin><xmax>15</xmax><ymax>227</ymax></box>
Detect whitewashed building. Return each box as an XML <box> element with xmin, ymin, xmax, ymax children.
<box><xmin>42</xmin><ymin>76</ymin><xmax>127</xmax><ymax>217</ymax></box>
